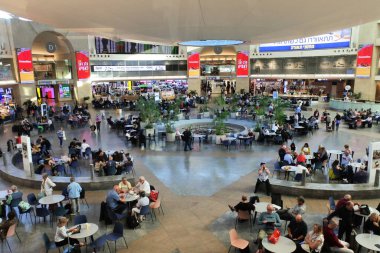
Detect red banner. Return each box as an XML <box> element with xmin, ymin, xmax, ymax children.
<box><xmin>188</xmin><ymin>53</ymin><xmax>200</xmax><ymax>78</ymax></box>
<box><xmin>236</xmin><ymin>51</ymin><xmax>249</xmax><ymax>77</ymax></box>
<box><xmin>76</xmin><ymin>51</ymin><xmax>90</xmax><ymax>80</ymax></box>
<box><xmin>16</xmin><ymin>48</ymin><xmax>34</xmax><ymax>83</ymax></box>
<box><xmin>356</xmin><ymin>44</ymin><xmax>373</xmax><ymax>78</ymax></box>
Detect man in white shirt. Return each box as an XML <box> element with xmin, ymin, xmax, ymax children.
<box><xmin>134</xmin><ymin>176</ymin><xmax>151</xmax><ymax>196</ymax></box>
<box><xmin>131</xmin><ymin>191</ymin><xmax>150</xmax><ymax>221</ymax></box>
<box><xmin>284</xmin><ymin>150</ymin><xmax>294</xmax><ymax>165</ymax></box>
<box><xmin>81</xmin><ymin>139</ymin><xmax>90</xmax><ymax>159</ymax></box>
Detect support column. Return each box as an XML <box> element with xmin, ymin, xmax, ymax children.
<box><xmin>236</xmin><ymin>77</ymin><xmax>249</xmax><ymax>94</ymax></box>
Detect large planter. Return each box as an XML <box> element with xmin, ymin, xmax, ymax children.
<box><xmin>203</xmin><ymin>112</ymin><xmax>210</xmax><ymax>118</ymax></box>
<box><xmin>145</xmin><ymin>128</ymin><xmax>155</xmax><ymax>137</ymax></box>
<box><xmin>230</xmin><ymin>112</ymin><xmax>237</xmax><ymax>119</ymax></box>
<box><xmin>215</xmin><ymin>134</ymin><xmax>226</xmax><ymax>144</ymax></box>
<box><xmin>166</xmin><ymin>132</ymin><xmax>176</xmax><ymax>142</ymax></box>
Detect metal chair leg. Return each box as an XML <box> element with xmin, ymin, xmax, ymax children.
<box><xmin>6</xmin><ymin>239</ymin><xmax>12</xmax><ymax>253</ymax></box>
<box><xmin>123</xmin><ymin>236</ymin><xmax>128</xmax><ymax>248</ymax></box>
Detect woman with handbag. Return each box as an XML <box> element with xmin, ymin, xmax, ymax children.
<box><xmin>41</xmin><ymin>173</ymin><xmax>56</xmax><ymax>196</ymax></box>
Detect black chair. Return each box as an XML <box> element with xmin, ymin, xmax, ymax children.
<box><xmin>105</xmin><ymin>222</ymin><xmax>128</xmax><ymax>252</ymax></box>
<box><xmin>80</xmin><ymin>188</ymin><xmax>89</xmax><ymax>208</ymax></box>
<box><xmin>43</xmin><ymin>233</ymin><xmax>61</xmax><ymax>253</ymax></box>
<box><xmin>271</xmin><ymin>193</ymin><xmax>283</xmax><ymax>209</ymax></box>
<box><xmin>35</xmin><ymin>207</ymin><xmax>50</xmax><ymax>224</ymax></box>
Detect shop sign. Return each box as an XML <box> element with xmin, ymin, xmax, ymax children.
<box><xmin>236</xmin><ymin>51</ymin><xmax>249</xmax><ymax>77</ymax></box>
<box><xmin>16</xmin><ymin>48</ymin><xmax>34</xmax><ymax>83</ymax></box>
<box><xmin>92</xmin><ymin>65</ymin><xmax>166</xmax><ymax>72</ymax></box>
<box><xmin>76</xmin><ymin>51</ymin><xmax>90</xmax><ymax>79</ymax></box>
<box><xmin>259</xmin><ymin>29</ymin><xmax>351</xmax><ymax>52</ymax></box>
<box><xmin>188</xmin><ymin>53</ymin><xmax>200</xmax><ymax>78</ymax></box>
<box><xmin>355</xmin><ymin>44</ymin><xmax>373</xmax><ymax>78</ymax></box>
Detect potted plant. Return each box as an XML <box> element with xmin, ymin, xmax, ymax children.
<box><xmin>200</xmin><ymin>106</ymin><xmax>210</xmax><ymax>118</ymax></box>
<box><xmin>213</xmin><ymin>110</ymin><xmax>229</xmax><ymax>144</ymax></box>
<box><xmin>136</xmin><ymin>97</ymin><xmax>161</xmax><ymax>136</ymax></box>
<box><xmin>228</xmin><ymin>95</ymin><xmax>239</xmax><ymax>119</ymax></box>
<box><xmin>165</xmin><ymin>121</ymin><xmax>176</xmax><ymax>142</ymax></box>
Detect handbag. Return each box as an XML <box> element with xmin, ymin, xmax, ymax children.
<box><xmin>359</xmin><ymin>204</ymin><xmax>370</xmax><ymax>215</ymax></box>
<box><xmin>268</xmin><ymin>228</ymin><xmax>281</xmax><ymax>244</ymax></box>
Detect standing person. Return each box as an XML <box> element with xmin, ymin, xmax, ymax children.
<box><xmin>67</xmin><ymin>177</ymin><xmax>82</xmax><ymax>214</ymax></box>
<box><xmin>335</xmin><ymin>113</ymin><xmax>342</xmax><ymax>131</ymax></box>
<box><xmin>182</xmin><ymin>128</ymin><xmax>192</xmax><ymax>152</ymax></box>
<box><xmin>254</xmin><ymin>162</ymin><xmax>271</xmax><ymax>196</ymax></box>
<box><xmin>96</xmin><ymin>114</ymin><xmax>101</xmax><ymax>132</ymax></box>
<box><xmin>41</xmin><ymin>173</ymin><xmax>56</xmax><ymax>196</ymax></box>
<box><xmin>56</xmin><ymin>127</ymin><xmax>65</xmax><ymax>148</ymax></box>
<box><xmin>327</xmin><ymin>201</ymin><xmax>355</xmax><ymax>242</ymax></box>
<box><xmin>81</xmin><ymin>139</ymin><xmax>90</xmax><ymax>159</ymax></box>
<box><xmin>326</xmin><ymin>113</ymin><xmax>331</xmax><ymax>130</ymax></box>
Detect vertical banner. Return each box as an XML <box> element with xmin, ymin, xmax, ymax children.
<box><xmin>356</xmin><ymin>44</ymin><xmax>373</xmax><ymax>78</ymax></box>
<box><xmin>75</xmin><ymin>51</ymin><xmax>91</xmax><ymax>79</ymax></box>
<box><xmin>188</xmin><ymin>53</ymin><xmax>200</xmax><ymax>78</ymax></box>
<box><xmin>127</xmin><ymin>81</ymin><xmax>132</xmax><ymax>90</ymax></box>
<box><xmin>236</xmin><ymin>51</ymin><xmax>249</xmax><ymax>77</ymax></box>
<box><xmin>367</xmin><ymin>142</ymin><xmax>380</xmax><ymax>185</ymax></box>
<box><xmin>21</xmin><ymin>136</ymin><xmax>32</xmax><ymax>176</ymax></box>
<box><xmin>16</xmin><ymin>48</ymin><xmax>34</xmax><ymax>83</ymax></box>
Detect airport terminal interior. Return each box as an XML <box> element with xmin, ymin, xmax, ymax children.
<box><xmin>0</xmin><ymin>1</ymin><xmax>380</xmax><ymax>253</ymax></box>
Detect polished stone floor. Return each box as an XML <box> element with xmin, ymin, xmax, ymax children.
<box><xmin>0</xmin><ymin>103</ymin><xmax>379</xmax><ymax>253</ymax></box>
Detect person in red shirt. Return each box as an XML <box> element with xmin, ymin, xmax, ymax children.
<box><xmin>296</xmin><ymin>151</ymin><xmax>307</xmax><ymax>165</ymax></box>
<box><xmin>15</xmin><ymin>134</ymin><xmax>21</xmax><ymax>144</ymax></box>
<box><xmin>323</xmin><ymin>218</ymin><xmax>354</xmax><ymax>252</ymax></box>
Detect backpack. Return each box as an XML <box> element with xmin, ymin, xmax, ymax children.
<box><xmin>149</xmin><ymin>190</ymin><xmax>159</xmax><ymax>202</ymax></box>
<box><xmin>126</xmin><ymin>215</ymin><xmax>139</xmax><ymax>229</ymax></box>
<box><xmin>18</xmin><ymin>201</ymin><xmax>31</xmax><ymax>212</ymax></box>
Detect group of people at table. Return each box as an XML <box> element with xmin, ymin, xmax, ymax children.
<box><xmin>274</xmin><ymin>142</ymin><xmax>369</xmax><ymax>183</ymax></box>
<box><xmin>229</xmin><ymin>194</ymin><xmax>380</xmax><ymax>253</ymax></box>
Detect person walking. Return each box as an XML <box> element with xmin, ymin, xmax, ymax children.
<box><xmin>67</xmin><ymin>177</ymin><xmax>82</xmax><ymax>214</ymax></box>
<box><xmin>96</xmin><ymin>114</ymin><xmax>101</xmax><ymax>132</ymax></box>
<box><xmin>41</xmin><ymin>173</ymin><xmax>56</xmax><ymax>196</ymax></box>
<box><xmin>182</xmin><ymin>128</ymin><xmax>192</xmax><ymax>151</ymax></box>
<box><xmin>56</xmin><ymin>127</ymin><xmax>65</xmax><ymax>148</ymax></box>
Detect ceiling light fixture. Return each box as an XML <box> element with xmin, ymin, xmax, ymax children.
<box><xmin>0</xmin><ymin>10</ymin><xmax>12</xmax><ymax>19</ymax></box>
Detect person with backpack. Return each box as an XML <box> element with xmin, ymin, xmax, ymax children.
<box><xmin>67</xmin><ymin>177</ymin><xmax>82</xmax><ymax>214</ymax></box>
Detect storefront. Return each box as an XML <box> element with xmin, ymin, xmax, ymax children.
<box><xmin>250</xmin><ymin>55</ymin><xmax>356</xmax><ymax>98</ymax></box>
<box><xmin>36</xmin><ymin>80</ymin><xmax>74</xmax><ymax>105</ymax></box>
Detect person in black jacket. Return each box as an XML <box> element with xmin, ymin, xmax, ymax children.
<box><xmin>228</xmin><ymin>195</ymin><xmax>255</xmax><ymax>213</ymax></box>
<box><xmin>364</xmin><ymin>213</ymin><xmax>380</xmax><ymax>235</ymax></box>
<box><xmin>182</xmin><ymin>128</ymin><xmax>192</xmax><ymax>151</ymax></box>
<box><xmin>327</xmin><ymin>201</ymin><xmax>355</xmax><ymax>242</ymax></box>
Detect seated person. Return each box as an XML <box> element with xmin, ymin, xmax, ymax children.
<box><xmin>256</xmin><ymin>204</ymin><xmax>282</xmax><ymax>253</ymax></box>
<box><xmin>131</xmin><ymin>191</ymin><xmax>150</xmax><ymax>221</ymax></box>
<box><xmin>106</xmin><ymin>185</ymin><xmax>128</xmax><ymax>214</ymax></box>
<box><xmin>134</xmin><ymin>176</ymin><xmax>151</xmax><ymax>196</ymax></box>
<box><xmin>0</xmin><ymin>211</ymin><xmax>17</xmax><ymax>240</ymax></box>
<box><xmin>331</xmin><ymin>160</ymin><xmax>344</xmax><ymax>179</ymax></box>
<box><xmin>81</xmin><ymin>139</ymin><xmax>90</xmax><ymax>159</ymax></box>
<box><xmin>352</xmin><ymin>166</ymin><xmax>369</xmax><ymax>184</ymax></box>
<box><xmin>323</xmin><ymin>218</ymin><xmax>354</xmax><ymax>253</ymax></box>
<box><xmin>94</xmin><ymin>160</ymin><xmax>106</xmax><ymax>176</ymax></box>
<box><xmin>283</xmin><ymin>150</ymin><xmax>294</xmax><ymax>165</ymax></box>
<box><xmin>363</xmin><ymin>213</ymin><xmax>380</xmax><ymax>235</ymax></box>
<box><xmin>54</xmin><ymin>217</ymin><xmax>83</xmax><ymax>247</ymax></box>
<box><xmin>277</xmin><ymin>196</ymin><xmax>306</xmax><ymax>221</ymax></box>
<box><xmin>296</xmin><ymin>151</ymin><xmax>307</xmax><ymax>165</ymax></box>
<box><xmin>104</xmin><ymin>156</ymin><xmax>117</xmax><ymax>176</ymax></box>
<box><xmin>228</xmin><ymin>195</ymin><xmax>255</xmax><ymax>213</ymax></box>
<box><xmin>285</xmin><ymin>214</ymin><xmax>307</xmax><ymax>244</ymax></box>
<box><xmin>304</xmin><ymin>224</ymin><xmax>324</xmax><ymax>253</ymax></box>
<box><xmin>341</xmin><ymin>151</ymin><xmax>353</xmax><ymax>168</ymax></box>
<box><xmin>118</xmin><ymin>177</ymin><xmax>132</xmax><ymax>193</ymax></box>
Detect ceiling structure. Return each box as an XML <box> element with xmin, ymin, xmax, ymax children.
<box><xmin>1</xmin><ymin>0</ymin><xmax>380</xmax><ymax>45</ymax></box>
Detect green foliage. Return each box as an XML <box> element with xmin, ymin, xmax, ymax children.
<box><xmin>213</xmin><ymin>111</ymin><xmax>229</xmax><ymax>135</ymax></box>
<box><xmin>168</xmin><ymin>98</ymin><xmax>181</xmax><ymax>115</ymax></box>
<box><xmin>136</xmin><ymin>97</ymin><xmax>161</xmax><ymax>128</ymax></box>
<box><xmin>188</xmin><ymin>90</ymin><xmax>198</xmax><ymax>96</ymax></box>
<box><xmin>352</xmin><ymin>92</ymin><xmax>362</xmax><ymax>100</ymax></box>
<box><xmin>165</xmin><ymin>121</ymin><xmax>175</xmax><ymax>133</ymax></box>
<box><xmin>254</xmin><ymin>123</ymin><xmax>261</xmax><ymax>132</ymax></box>
<box><xmin>199</xmin><ymin>106</ymin><xmax>209</xmax><ymax>113</ymax></box>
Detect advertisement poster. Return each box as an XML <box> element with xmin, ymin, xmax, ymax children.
<box><xmin>76</xmin><ymin>51</ymin><xmax>90</xmax><ymax>79</ymax></box>
<box><xmin>236</xmin><ymin>51</ymin><xmax>249</xmax><ymax>77</ymax></box>
<box><xmin>259</xmin><ymin>29</ymin><xmax>351</xmax><ymax>52</ymax></box>
<box><xmin>188</xmin><ymin>53</ymin><xmax>200</xmax><ymax>78</ymax></box>
<box><xmin>356</xmin><ymin>44</ymin><xmax>374</xmax><ymax>78</ymax></box>
<box><xmin>59</xmin><ymin>84</ymin><xmax>72</xmax><ymax>98</ymax></box>
<box><xmin>16</xmin><ymin>48</ymin><xmax>34</xmax><ymax>83</ymax></box>
<box><xmin>21</xmin><ymin>135</ymin><xmax>32</xmax><ymax>176</ymax></box>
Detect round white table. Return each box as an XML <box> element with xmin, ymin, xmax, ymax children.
<box><xmin>262</xmin><ymin>236</ymin><xmax>297</xmax><ymax>253</ymax></box>
<box><xmin>355</xmin><ymin>233</ymin><xmax>380</xmax><ymax>252</ymax></box>
<box><xmin>349</xmin><ymin>162</ymin><xmax>363</xmax><ymax>172</ymax></box>
<box><xmin>254</xmin><ymin>202</ymin><xmax>281</xmax><ymax>213</ymax></box>
<box><xmin>327</xmin><ymin>150</ymin><xmax>343</xmax><ymax>159</ymax></box>
<box><xmin>301</xmin><ymin>243</ymin><xmax>311</xmax><ymax>253</ymax></box>
<box><xmin>125</xmin><ymin>193</ymin><xmax>139</xmax><ymax>202</ymax></box>
<box><xmin>39</xmin><ymin>195</ymin><xmax>65</xmax><ymax>205</ymax></box>
<box><xmin>223</xmin><ymin>137</ymin><xmax>236</xmax><ymax>141</ymax></box>
<box><xmin>69</xmin><ymin>223</ymin><xmax>99</xmax><ymax>239</ymax></box>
